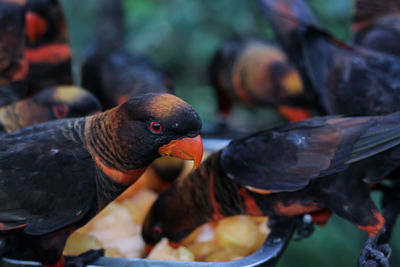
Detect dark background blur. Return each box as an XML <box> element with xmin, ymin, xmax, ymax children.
<box><xmin>59</xmin><ymin>0</ymin><xmax>400</xmax><ymax>266</ymax></box>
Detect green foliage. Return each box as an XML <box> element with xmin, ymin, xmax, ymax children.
<box><xmin>60</xmin><ymin>0</ymin><xmax>354</xmax><ymax>126</ymax></box>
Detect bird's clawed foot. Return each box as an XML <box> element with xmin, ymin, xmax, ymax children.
<box><xmin>358</xmin><ymin>227</ymin><xmax>391</xmax><ymax>267</ymax></box>
<box><xmin>294</xmin><ymin>214</ymin><xmax>315</xmax><ymax>241</ymax></box>
<box><xmin>65</xmin><ymin>249</ymin><xmax>104</xmax><ymax>267</ymax></box>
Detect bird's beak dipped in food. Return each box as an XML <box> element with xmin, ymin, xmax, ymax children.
<box><xmin>159</xmin><ymin>134</ymin><xmax>203</xmax><ymax>169</ymax></box>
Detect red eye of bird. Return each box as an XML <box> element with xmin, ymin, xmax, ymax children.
<box><xmin>54</xmin><ymin>104</ymin><xmax>68</xmax><ymax>118</ymax></box>
<box><xmin>150</xmin><ymin>121</ymin><xmax>162</xmax><ymax>133</ymax></box>
<box><xmin>153</xmin><ymin>226</ymin><xmax>163</xmax><ymax>236</ymax></box>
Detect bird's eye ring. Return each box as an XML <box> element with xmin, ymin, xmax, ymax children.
<box><xmin>150</xmin><ymin>121</ymin><xmax>162</xmax><ymax>133</ymax></box>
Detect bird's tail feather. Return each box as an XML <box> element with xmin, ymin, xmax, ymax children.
<box><xmin>347</xmin><ymin>112</ymin><xmax>400</xmax><ymax>164</ymax></box>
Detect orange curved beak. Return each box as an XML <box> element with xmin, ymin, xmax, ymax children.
<box><xmin>158</xmin><ymin>135</ymin><xmax>203</xmax><ymax>169</ymax></box>
<box><xmin>25</xmin><ymin>12</ymin><xmax>48</xmax><ymax>44</ymax></box>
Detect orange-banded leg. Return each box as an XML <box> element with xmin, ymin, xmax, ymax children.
<box><xmin>359</xmin><ymin>180</ymin><xmax>400</xmax><ymax>267</ymax></box>
<box><xmin>321</xmin><ymin>174</ymin><xmax>389</xmax><ymax>266</ymax></box>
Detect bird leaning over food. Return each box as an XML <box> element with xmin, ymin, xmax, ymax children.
<box><xmin>0</xmin><ymin>93</ymin><xmax>203</xmax><ymax>267</ymax></box>
<box><xmin>0</xmin><ymin>86</ymin><xmax>101</xmax><ymax>134</ymax></box>
<box><xmin>143</xmin><ymin>112</ymin><xmax>400</xmax><ymax>265</ymax></box>
<box><xmin>0</xmin><ymin>0</ymin><xmax>29</xmax><ymax>102</ymax></box>
<box><xmin>258</xmin><ymin>0</ymin><xmax>400</xmax><ymax>116</ymax></box>
<box><xmin>209</xmin><ymin>39</ymin><xmax>312</xmax><ymax>123</ymax></box>
<box><xmin>352</xmin><ymin>0</ymin><xmax>400</xmax><ymax>57</ymax></box>
<box><xmin>81</xmin><ymin>0</ymin><xmax>176</xmax><ymax>194</ymax></box>
<box><xmin>24</xmin><ymin>0</ymin><xmax>73</xmax><ymax>95</ymax></box>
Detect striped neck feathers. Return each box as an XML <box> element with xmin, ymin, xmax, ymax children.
<box><xmin>84</xmin><ymin>108</ymin><xmax>146</xmax><ymax>186</ymax></box>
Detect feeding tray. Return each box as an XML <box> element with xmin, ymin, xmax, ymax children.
<box><xmin>1</xmin><ymin>217</ymin><xmax>296</xmax><ymax>267</ymax></box>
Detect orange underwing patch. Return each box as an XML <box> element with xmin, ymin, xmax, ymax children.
<box><xmin>277</xmin><ymin>105</ymin><xmax>311</xmax><ymax>122</ymax></box>
<box><xmin>357</xmin><ymin>210</ymin><xmax>385</xmax><ymax>236</ymax></box>
<box><xmin>310</xmin><ymin>209</ymin><xmax>332</xmax><ymax>226</ymax></box>
<box><xmin>94</xmin><ymin>155</ymin><xmax>146</xmax><ymax>186</ymax></box>
<box><xmin>237</xmin><ymin>188</ymin><xmax>263</xmax><ymax>216</ymax></box>
<box><xmin>25</xmin><ymin>12</ymin><xmax>48</xmax><ymax>44</ymax></box>
<box><xmin>25</xmin><ymin>44</ymin><xmax>71</xmax><ymax>64</ymax></box>
<box><xmin>274</xmin><ymin>200</ymin><xmax>321</xmax><ymax>216</ymax></box>
<box><xmin>209</xmin><ymin>173</ymin><xmax>224</xmax><ymax>220</ymax></box>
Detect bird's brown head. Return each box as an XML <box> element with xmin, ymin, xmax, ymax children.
<box><xmin>33</xmin><ymin>86</ymin><xmax>102</xmax><ymax>119</ymax></box>
<box><xmin>232</xmin><ymin>41</ymin><xmax>304</xmax><ymax>105</ymax></box>
<box><xmin>87</xmin><ymin>93</ymin><xmax>203</xmax><ymax>186</ymax></box>
<box><xmin>117</xmin><ymin>93</ymin><xmax>202</xmax><ymax>167</ymax></box>
<box><xmin>25</xmin><ymin>0</ymin><xmax>67</xmax><ymax>45</ymax></box>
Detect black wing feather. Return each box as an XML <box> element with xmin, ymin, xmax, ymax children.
<box><xmin>0</xmin><ymin>121</ymin><xmax>98</xmax><ymax>235</ymax></box>
<box><xmin>221</xmin><ymin>113</ymin><xmax>400</xmax><ymax>192</ymax></box>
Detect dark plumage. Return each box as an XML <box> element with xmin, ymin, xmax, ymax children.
<box><xmin>259</xmin><ymin>0</ymin><xmax>400</xmax><ymax>116</ymax></box>
<box><xmin>81</xmin><ymin>0</ymin><xmax>172</xmax><ymax>111</ymax></box>
<box><xmin>143</xmin><ymin>112</ymin><xmax>400</xmax><ymax>246</ymax></box>
<box><xmin>0</xmin><ymin>93</ymin><xmax>203</xmax><ymax>266</ymax></box>
<box><xmin>0</xmin><ymin>86</ymin><xmax>101</xmax><ymax>134</ymax></box>
<box><xmin>352</xmin><ymin>0</ymin><xmax>400</xmax><ymax>57</ymax></box>
<box><xmin>80</xmin><ymin>0</ymin><xmax>176</xmax><ymax>192</ymax></box>
<box><xmin>209</xmin><ymin>39</ymin><xmax>311</xmax><ymax>122</ymax></box>
<box><xmin>0</xmin><ymin>0</ymin><xmax>28</xmax><ymax>101</ymax></box>
<box><xmin>81</xmin><ymin>49</ymin><xmax>173</xmax><ymax>110</ymax></box>
<box><xmin>25</xmin><ymin>0</ymin><xmax>73</xmax><ymax>94</ymax></box>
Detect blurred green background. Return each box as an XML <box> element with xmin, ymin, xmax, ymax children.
<box><xmin>59</xmin><ymin>0</ymin><xmax>399</xmax><ymax>266</ymax></box>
